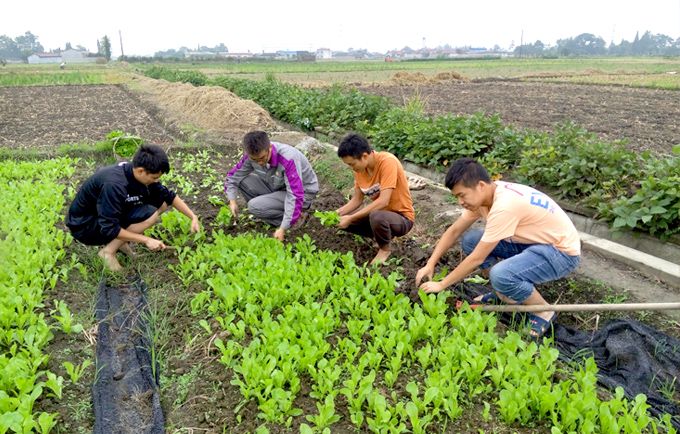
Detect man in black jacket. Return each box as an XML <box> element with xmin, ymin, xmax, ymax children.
<box><xmin>66</xmin><ymin>144</ymin><xmax>200</xmax><ymax>271</ymax></box>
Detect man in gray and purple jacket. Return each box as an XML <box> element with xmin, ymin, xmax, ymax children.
<box><xmin>224</xmin><ymin>131</ymin><xmax>319</xmax><ymax>242</ymax></box>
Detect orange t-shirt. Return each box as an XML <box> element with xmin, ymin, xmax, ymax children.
<box><xmin>354</xmin><ymin>152</ymin><xmax>415</xmax><ymax>222</ymax></box>
<box><xmin>461</xmin><ymin>181</ymin><xmax>581</xmax><ymax>256</ymax></box>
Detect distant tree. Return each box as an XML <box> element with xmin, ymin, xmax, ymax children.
<box><xmin>214</xmin><ymin>43</ymin><xmax>228</xmax><ymax>52</ymax></box>
<box><xmin>0</xmin><ymin>35</ymin><xmax>20</xmax><ymax>60</ymax></box>
<box><xmin>15</xmin><ymin>31</ymin><xmax>44</xmax><ymax>60</ymax></box>
<box><xmin>557</xmin><ymin>33</ymin><xmax>606</xmax><ymax>56</ymax></box>
<box><xmin>65</xmin><ymin>42</ymin><xmax>72</xmax><ymax>50</ymax></box>
<box><xmin>534</xmin><ymin>40</ymin><xmax>545</xmax><ymax>53</ymax></box>
<box><xmin>75</xmin><ymin>44</ymin><xmax>88</xmax><ymax>52</ymax></box>
<box><xmin>493</xmin><ymin>44</ymin><xmax>501</xmax><ymax>52</ymax></box>
<box><xmin>508</xmin><ymin>40</ymin><xmax>515</xmax><ymax>51</ymax></box>
<box><xmin>402</xmin><ymin>46</ymin><xmax>414</xmax><ymax>52</ymax></box>
<box><xmin>100</xmin><ymin>35</ymin><xmax>111</xmax><ymax>60</ymax></box>
<box><xmin>443</xmin><ymin>43</ymin><xmax>453</xmax><ymax>50</ymax></box>
<box><xmin>97</xmin><ymin>39</ymin><xmax>101</xmax><ymax>53</ymax></box>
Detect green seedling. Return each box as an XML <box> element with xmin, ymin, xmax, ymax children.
<box><xmin>207</xmin><ymin>195</ymin><xmax>225</xmax><ymax>207</ymax></box>
<box><xmin>51</xmin><ymin>300</ymin><xmax>83</xmax><ymax>334</ymax></box>
<box><xmin>465</xmin><ymin>275</ymin><xmax>489</xmax><ymax>284</ymax></box>
<box><xmin>314</xmin><ymin>210</ymin><xmax>340</xmax><ymax>226</ymax></box>
<box><xmin>62</xmin><ymin>359</ymin><xmax>92</xmax><ymax>384</ymax></box>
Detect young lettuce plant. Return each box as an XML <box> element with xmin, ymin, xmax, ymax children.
<box><xmin>314</xmin><ymin>210</ymin><xmax>340</xmax><ymax>226</ymax></box>
<box><xmin>51</xmin><ymin>300</ymin><xmax>83</xmax><ymax>334</ymax></box>
<box><xmin>62</xmin><ymin>359</ymin><xmax>92</xmax><ymax>384</ymax></box>
<box><xmin>305</xmin><ymin>395</ymin><xmax>341</xmax><ymax>431</ymax></box>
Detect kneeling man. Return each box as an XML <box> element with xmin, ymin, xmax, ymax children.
<box><xmin>66</xmin><ymin>144</ymin><xmax>200</xmax><ymax>271</ymax></box>
<box><xmin>416</xmin><ymin>158</ymin><xmax>580</xmax><ymax>338</ymax></box>
<box><xmin>225</xmin><ymin>131</ymin><xmax>319</xmax><ymax>242</ymax></box>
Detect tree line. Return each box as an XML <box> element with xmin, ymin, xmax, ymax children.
<box><xmin>0</xmin><ymin>31</ymin><xmax>112</xmax><ymax>62</ymax></box>
<box><xmin>514</xmin><ymin>31</ymin><xmax>680</xmax><ymax>57</ymax></box>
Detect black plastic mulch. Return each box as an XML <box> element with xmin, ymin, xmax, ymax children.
<box><xmin>92</xmin><ymin>275</ymin><xmax>165</xmax><ymax>434</ymax></box>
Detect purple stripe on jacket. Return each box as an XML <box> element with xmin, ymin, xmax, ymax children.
<box><xmin>225</xmin><ymin>154</ymin><xmax>249</xmax><ymax>195</ymax></box>
<box><xmin>277</xmin><ymin>155</ymin><xmax>304</xmax><ymax>225</ymax></box>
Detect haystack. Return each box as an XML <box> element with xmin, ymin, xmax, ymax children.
<box><xmin>132</xmin><ymin>76</ymin><xmax>274</xmax><ymax>132</ymax></box>
<box><xmin>432</xmin><ymin>71</ymin><xmax>466</xmax><ymax>82</ymax></box>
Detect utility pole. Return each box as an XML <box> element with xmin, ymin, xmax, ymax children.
<box><xmin>119</xmin><ymin>30</ymin><xmax>124</xmax><ymax>60</ymax></box>
<box><xmin>519</xmin><ymin>30</ymin><xmax>524</xmax><ymax>58</ymax></box>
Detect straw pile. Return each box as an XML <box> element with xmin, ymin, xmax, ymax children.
<box><xmin>388</xmin><ymin>70</ymin><xmax>467</xmax><ymax>85</ymax></box>
<box><xmin>132</xmin><ymin>76</ymin><xmax>274</xmax><ymax>132</ymax></box>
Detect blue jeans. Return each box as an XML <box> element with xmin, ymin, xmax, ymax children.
<box><xmin>461</xmin><ymin>228</ymin><xmax>580</xmax><ymax>302</ymax></box>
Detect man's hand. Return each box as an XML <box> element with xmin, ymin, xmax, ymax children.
<box><xmin>190</xmin><ymin>216</ymin><xmax>201</xmax><ymax>233</ymax></box>
<box><xmin>420</xmin><ymin>281</ymin><xmax>445</xmax><ymax>294</ymax></box>
<box><xmin>273</xmin><ymin>228</ymin><xmax>285</xmax><ymax>242</ymax></box>
<box><xmin>145</xmin><ymin>238</ymin><xmax>166</xmax><ymax>252</ymax></box>
<box><xmin>415</xmin><ymin>265</ymin><xmax>434</xmax><ymax>287</ymax></box>
<box><xmin>337</xmin><ymin>215</ymin><xmax>353</xmax><ymax>229</ymax></box>
<box><xmin>229</xmin><ymin>200</ymin><xmax>238</xmax><ymax>218</ymax></box>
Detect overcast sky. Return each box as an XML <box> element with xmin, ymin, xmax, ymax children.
<box><xmin>5</xmin><ymin>0</ymin><xmax>680</xmax><ymax>56</ymax></box>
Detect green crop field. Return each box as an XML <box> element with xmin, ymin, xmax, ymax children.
<box><xmin>132</xmin><ymin>57</ymin><xmax>680</xmax><ymax>89</ymax></box>
<box><xmin>0</xmin><ymin>64</ymin><xmax>126</xmax><ymax>86</ymax></box>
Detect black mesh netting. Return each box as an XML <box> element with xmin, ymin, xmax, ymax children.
<box><xmin>92</xmin><ymin>275</ymin><xmax>165</xmax><ymax>434</ymax></box>
<box><xmin>458</xmin><ymin>282</ymin><xmax>680</xmax><ymax>429</ymax></box>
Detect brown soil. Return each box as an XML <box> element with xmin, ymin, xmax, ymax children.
<box><xmin>3</xmin><ymin>81</ymin><xmax>677</xmax><ymax>433</ymax></box>
<box><xmin>0</xmin><ymin>84</ymin><xmax>174</xmax><ymax>150</ymax></box>
<box><xmin>353</xmin><ymin>80</ymin><xmax>680</xmax><ymax>157</ymax></box>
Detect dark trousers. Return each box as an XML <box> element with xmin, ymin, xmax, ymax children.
<box><xmin>343</xmin><ymin>210</ymin><xmax>414</xmax><ymax>248</ymax></box>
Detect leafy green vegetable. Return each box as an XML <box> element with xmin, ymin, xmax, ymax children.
<box><xmin>314</xmin><ymin>210</ymin><xmax>340</xmax><ymax>226</ymax></box>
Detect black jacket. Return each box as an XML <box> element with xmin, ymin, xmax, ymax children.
<box><xmin>66</xmin><ymin>162</ymin><xmax>176</xmax><ymax>240</ymax></box>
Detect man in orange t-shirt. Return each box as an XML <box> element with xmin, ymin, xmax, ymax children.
<box><xmin>335</xmin><ymin>133</ymin><xmax>415</xmax><ymax>265</ymax></box>
<box><xmin>416</xmin><ymin>158</ymin><xmax>581</xmax><ymax>338</ymax></box>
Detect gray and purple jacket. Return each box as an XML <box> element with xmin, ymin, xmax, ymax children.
<box><xmin>224</xmin><ymin>142</ymin><xmax>319</xmax><ymax>230</ymax></box>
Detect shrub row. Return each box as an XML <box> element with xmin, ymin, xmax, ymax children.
<box><xmin>211</xmin><ymin>75</ymin><xmax>390</xmax><ymax>135</ymax></box>
<box><xmin>143</xmin><ymin>65</ymin><xmax>209</xmax><ymax>87</ymax></box>
<box><xmin>141</xmin><ymin>67</ymin><xmax>680</xmax><ymax>241</ymax></box>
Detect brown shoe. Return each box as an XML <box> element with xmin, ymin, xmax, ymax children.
<box><xmin>291</xmin><ymin>211</ymin><xmax>309</xmax><ymax>230</ymax></box>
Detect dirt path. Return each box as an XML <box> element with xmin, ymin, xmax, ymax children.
<box><xmin>354</xmin><ymin>80</ymin><xmax>680</xmax><ymax>157</ymax></box>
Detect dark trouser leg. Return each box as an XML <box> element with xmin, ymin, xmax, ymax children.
<box><xmin>343</xmin><ymin>210</ymin><xmax>414</xmax><ymax>248</ymax></box>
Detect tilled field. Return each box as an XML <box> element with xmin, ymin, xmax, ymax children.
<box><xmin>0</xmin><ymin>84</ymin><xmax>174</xmax><ymax>150</ymax></box>
<box><xmin>354</xmin><ymin>80</ymin><xmax>680</xmax><ymax>157</ymax></box>
<box><xmin>3</xmin><ymin>82</ymin><xmax>679</xmax><ymax>433</ymax></box>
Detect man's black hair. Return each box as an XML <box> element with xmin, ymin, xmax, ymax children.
<box><xmin>444</xmin><ymin>158</ymin><xmax>492</xmax><ymax>190</ymax></box>
<box><xmin>338</xmin><ymin>133</ymin><xmax>373</xmax><ymax>159</ymax></box>
<box><xmin>132</xmin><ymin>144</ymin><xmax>170</xmax><ymax>174</ymax></box>
<box><xmin>243</xmin><ymin>131</ymin><xmax>270</xmax><ymax>155</ymax></box>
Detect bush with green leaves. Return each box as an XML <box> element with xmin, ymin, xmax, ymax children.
<box><xmin>143</xmin><ymin>65</ymin><xmax>208</xmax><ymax>87</ymax></box>
<box><xmin>598</xmin><ymin>148</ymin><xmax>680</xmax><ymax>241</ymax></box>
<box><xmin>514</xmin><ymin>123</ymin><xmax>646</xmax><ymax>207</ymax></box>
<box><xmin>210</xmin><ymin>76</ymin><xmax>390</xmax><ymax>134</ymax></box>
<box><xmin>370</xmin><ymin>108</ymin><xmax>518</xmax><ymax>171</ymax></box>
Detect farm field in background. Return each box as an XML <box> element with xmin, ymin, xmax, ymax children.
<box><xmin>159</xmin><ymin>57</ymin><xmax>680</xmax><ymax>89</ymax></box>
<box><xmin>0</xmin><ymin>64</ymin><xmax>127</xmax><ymax>86</ymax></box>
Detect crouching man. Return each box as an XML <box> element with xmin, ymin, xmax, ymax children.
<box><xmin>416</xmin><ymin>158</ymin><xmax>580</xmax><ymax>338</ymax></box>
<box><xmin>66</xmin><ymin>144</ymin><xmax>200</xmax><ymax>271</ymax></box>
<box><xmin>336</xmin><ymin>133</ymin><xmax>415</xmax><ymax>265</ymax></box>
<box><xmin>225</xmin><ymin>131</ymin><xmax>319</xmax><ymax>242</ymax></box>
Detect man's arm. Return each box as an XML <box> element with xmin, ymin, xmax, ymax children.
<box><xmin>415</xmin><ymin>217</ymin><xmax>475</xmax><ymax>286</ymax></box>
<box><xmin>172</xmin><ymin>196</ymin><xmax>200</xmax><ymax>233</ymax></box>
<box><xmin>279</xmin><ymin>159</ymin><xmax>306</xmax><ymax>231</ymax></box>
<box><xmin>420</xmin><ymin>239</ymin><xmax>499</xmax><ymax>293</ymax></box>
<box><xmin>346</xmin><ymin>188</ymin><xmax>392</xmax><ymax>218</ymax></box>
<box><xmin>224</xmin><ymin>156</ymin><xmax>254</xmax><ymax>214</ymax></box>
<box><xmin>337</xmin><ymin>187</ymin><xmax>364</xmax><ymax>216</ymax></box>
